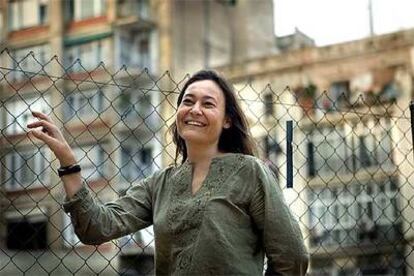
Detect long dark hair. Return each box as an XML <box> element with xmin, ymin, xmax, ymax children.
<box><xmin>170</xmin><ymin>70</ymin><xmax>256</xmax><ymax>163</ymax></box>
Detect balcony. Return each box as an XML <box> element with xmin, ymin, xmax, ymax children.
<box><xmin>116</xmin><ymin>0</ymin><xmax>153</xmax><ymax>28</ymax></box>
<box><xmin>307</xmin><ymin>118</ymin><xmax>394</xmax><ymax>179</ymax></box>
<box><xmin>113</xmin><ymin>88</ymin><xmax>161</xmax><ymax>133</ymax></box>
<box><xmin>308</xmin><ymin>178</ymin><xmax>402</xmax><ymax>253</ymax></box>
<box><xmin>310</xmin><ymin>223</ymin><xmax>403</xmax><ymax>250</ymax></box>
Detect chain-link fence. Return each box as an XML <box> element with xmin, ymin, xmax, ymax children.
<box><xmin>0</xmin><ymin>50</ymin><xmax>413</xmax><ymax>275</ymax></box>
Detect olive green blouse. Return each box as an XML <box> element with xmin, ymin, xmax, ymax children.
<box><xmin>63</xmin><ymin>153</ymin><xmax>308</xmax><ymax>275</ymax></box>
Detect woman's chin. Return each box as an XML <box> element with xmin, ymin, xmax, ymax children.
<box><xmin>182</xmin><ymin>136</ymin><xmax>205</xmax><ymax>144</ymax></box>
<box><xmin>181</xmin><ymin>133</ymin><xmax>208</xmax><ymax>145</ymax></box>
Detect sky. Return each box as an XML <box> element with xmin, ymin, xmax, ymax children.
<box><xmin>274</xmin><ymin>0</ymin><xmax>414</xmax><ymax>46</ymax></box>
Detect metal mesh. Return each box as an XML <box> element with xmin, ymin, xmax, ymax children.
<box><xmin>0</xmin><ymin>49</ymin><xmax>412</xmax><ymax>275</ymax></box>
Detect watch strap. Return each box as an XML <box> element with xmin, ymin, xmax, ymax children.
<box><xmin>58</xmin><ymin>164</ymin><xmax>81</xmax><ymax>177</ymax></box>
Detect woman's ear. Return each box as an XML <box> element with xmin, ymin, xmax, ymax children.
<box><xmin>223</xmin><ymin>118</ymin><xmax>231</xmax><ymax>129</ymax></box>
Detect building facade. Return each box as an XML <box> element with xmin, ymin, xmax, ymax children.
<box><xmin>217</xmin><ymin>29</ymin><xmax>414</xmax><ymax>275</ymax></box>
<box><xmin>0</xmin><ymin>0</ymin><xmax>276</xmax><ymax>274</ymax></box>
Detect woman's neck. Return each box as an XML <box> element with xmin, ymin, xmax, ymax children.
<box><xmin>186</xmin><ymin>143</ymin><xmax>221</xmax><ymax>165</ymax></box>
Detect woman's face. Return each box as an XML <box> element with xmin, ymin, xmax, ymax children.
<box><xmin>176</xmin><ymin>80</ymin><xmax>230</xmax><ymax>148</ymax></box>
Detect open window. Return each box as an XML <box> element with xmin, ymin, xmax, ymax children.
<box><xmin>6</xmin><ymin>208</ymin><xmax>48</xmax><ymax>250</ymax></box>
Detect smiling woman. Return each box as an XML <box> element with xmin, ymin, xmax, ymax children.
<box><xmin>171</xmin><ymin>70</ymin><xmax>256</xmax><ymax>164</ymax></box>
<box><xmin>176</xmin><ymin>80</ymin><xmax>230</xmax><ymax>150</ymax></box>
<box><xmin>27</xmin><ymin>70</ymin><xmax>309</xmax><ymax>275</ymax></box>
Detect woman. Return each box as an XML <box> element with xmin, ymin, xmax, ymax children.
<box><xmin>27</xmin><ymin>70</ymin><xmax>308</xmax><ymax>275</ymax></box>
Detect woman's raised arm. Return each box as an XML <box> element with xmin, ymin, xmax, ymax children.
<box><xmin>27</xmin><ymin>111</ymin><xmax>82</xmax><ymax>199</ymax></box>
<box><xmin>27</xmin><ymin>110</ymin><xmax>156</xmax><ymax>244</ymax></box>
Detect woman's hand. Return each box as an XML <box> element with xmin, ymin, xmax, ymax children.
<box><xmin>27</xmin><ymin>111</ymin><xmax>77</xmax><ymax>167</ymax></box>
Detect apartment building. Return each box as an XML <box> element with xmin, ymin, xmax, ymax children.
<box><xmin>218</xmin><ymin>29</ymin><xmax>414</xmax><ymax>275</ymax></box>
<box><xmin>0</xmin><ymin>0</ymin><xmax>276</xmax><ymax>274</ymax></box>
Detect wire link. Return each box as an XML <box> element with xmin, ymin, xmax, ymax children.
<box><xmin>0</xmin><ymin>51</ymin><xmax>412</xmax><ymax>275</ymax></box>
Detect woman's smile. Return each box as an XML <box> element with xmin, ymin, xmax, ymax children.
<box><xmin>184</xmin><ymin>120</ymin><xmax>207</xmax><ymax>127</ymax></box>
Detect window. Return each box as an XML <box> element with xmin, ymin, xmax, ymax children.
<box><xmin>379</xmin><ymin>81</ymin><xmax>400</xmax><ymax>102</ymax></box>
<box><xmin>10</xmin><ymin>44</ymin><xmax>50</xmax><ymax>82</ymax></box>
<box><xmin>308</xmin><ymin>188</ymin><xmax>335</xmax><ymax>244</ymax></box>
<box><xmin>39</xmin><ymin>1</ymin><xmax>47</xmax><ymax>24</ymax></box>
<box><xmin>117</xmin><ymin>90</ymin><xmax>154</xmax><ymax>122</ymax></box>
<box><xmin>73</xmin><ymin>144</ymin><xmax>107</xmax><ymax>181</ymax></box>
<box><xmin>119</xmin><ymin>34</ymin><xmax>132</xmax><ymax>66</ymax></box>
<box><xmin>308</xmin><ymin>126</ymin><xmax>347</xmax><ymax>176</ymax></box>
<box><xmin>374</xmin><ymin>179</ymin><xmax>398</xmax><ymax>226</ymax></box>
<box><xmin>376</xmin><ymin>118</ymin><xmax>393</xmax><ymax>168</ymax></box>
<box><xmin>65</xmin><ymin>39</ymin><xmax>109</xmax><ymax>72</ymax></box>
<box><xmin>352</xmin><ymin>119</ymin><xmax>393</xmax><ymax>171</ymax></box>
<box><xmin>352</xmin><ymin>121</ymin><xmax>377</xmax><ymax>171</ymax></box>
<box><xmin>120</xmin><ymin>144</ymin><xmax>153</xmax><ymax>184</ymax></box>
<box><xmin>307</xmin><ymin>141</ymin><xmax>315</xmax><ymax>177</ymax></box>
<box><xmin>64</xmin><ymin>89</ymin><xmax>107</xmax><ymax>121</ymax></box>
<box><xmin>326</xmin><ymin>80</ymin><xmax>350</xmax><ymax>111</ymax></box>
<box><xmin>263</xmin><ymin>135</ymin><xmax>281</xmax><ymax>158</ymax></box>
<box><xmin>307</xmin><ymin>119</ymin><xmax>393</xmax><ymax>177</ymax></box>
<box><xmin>138</xmin><ymin>35</ymin><xmax>150</xmax><ymax>69</ymax></box>
<box><xmin>263</xmin><ymin>93</ymin><xmax>274</xmax><ymax>116</ymax></box>
<box><xmin>8</xmin><ymin>0</ymin><xmax>48</xmax><ymax>31</ymax></box>
<box><xmin>119</xmin><ymin>31</ymin><xmax>152</xmax><ymax>70</ymax></box>
<box><xmin>68</xmin><ymin>0</ymin><xmax>106</xmax><ymax>21</ymax></box>
<box><xmin>358</xmin><ymin>136</ymin><xmax>373</xmax><ymax>167</ymax></box>
<box><xmin>62</xmin><ymin>213</ymin><xmax>82</xmax><ymax>247</ymax></box>
<box><xmin>4</xmin><ymin>148</ymin><xmax>50</xmax><ymax>191</ymax></box>
<box><xmin>4</xmin><ymin>94</ymin><xmax>51</xmax><ymax>135</ymax></box>
<box><xmin>308</xmin><ymin>179</ymin><xmax>401</xmax><ymax>247</ymax></box>
<box><xmin>6</xmin><ymin>209</ymin><xmax>48</xmax><ymax>250</ymax></box>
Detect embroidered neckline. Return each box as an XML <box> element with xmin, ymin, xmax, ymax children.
<box><xmin>182</xmin><ymin>152</ymin><xmax>239</xmax><ymax>166</ymax></box>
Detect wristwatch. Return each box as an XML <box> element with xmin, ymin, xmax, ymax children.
<box><xmin>58</xmin><ymin>164</ymin><xmax>81</xmax><ymax>177</ymax></box>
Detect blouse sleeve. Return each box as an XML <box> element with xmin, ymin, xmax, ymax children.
<box><xmin>62</xmin><ymin>172</ymin><xmax>158</xmax><ymax>245</ymax></box>
<box><xmin>249</xmin><ymin>160</ymin><xmax>309</xmax><ymax>275</ymax></box>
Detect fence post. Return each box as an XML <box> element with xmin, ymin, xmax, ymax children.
<box><xmin>286</xmin><ymin>120</ymin><xmax>293</xmax><ymax>188</ymax></box>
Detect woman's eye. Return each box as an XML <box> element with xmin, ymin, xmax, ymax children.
<box><xmin>204</xmin><ymin>102</ymin><xmax>215</xmax><ymax>107</ymax></box>
<box><xmin>182</xmin><ymin>99</ymin><xmax>193</xmax><ymax>105</ymax></box>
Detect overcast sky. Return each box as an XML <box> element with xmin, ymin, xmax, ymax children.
<box><xmin>273</xmin><ymin>0</ymin><xmax>414</xmax><ymax>46</ymax></box>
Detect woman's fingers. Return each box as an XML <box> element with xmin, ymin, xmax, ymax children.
<box><xmin>28</xmin><ymin>127</ymin><xmax>76</xmax><ymax>166</ymax></box>
<box><xmin>31</xmin><ymin>110</ymin><xmax>53</xmax><ymax>123</ymax></box>
<box><xmin>27</xmin><ymin>110</ymin><xmax>65</xmax><ymax>145</ymax></box>
<box><xmin>27</xmin><ymin>120</ymin><xmax>54</xmax><ymax>130</ymax></box>
<box><xmin>28</xmin><ymin>112</ymin><xmax>77</xmax><ymax>165</ymax></box>
<box><xmin>29</xmin><ymin>128</ymin><xmax>58</xmax><ymax>147</ymax></box>
<box><xmin>27</xmin><ymin>119</ymin><xmax>60</xmax><ymax>138</ymax></box>
<box><xmin>28</xmin><ymin>111</ymin><xmax>67</xmax><ymax>141</ymax></box>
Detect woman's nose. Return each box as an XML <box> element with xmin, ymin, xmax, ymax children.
<box><xmin>190</xmin><ymin>103</ymin><xmax>202</xmax><ymax>115</ymax></box>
